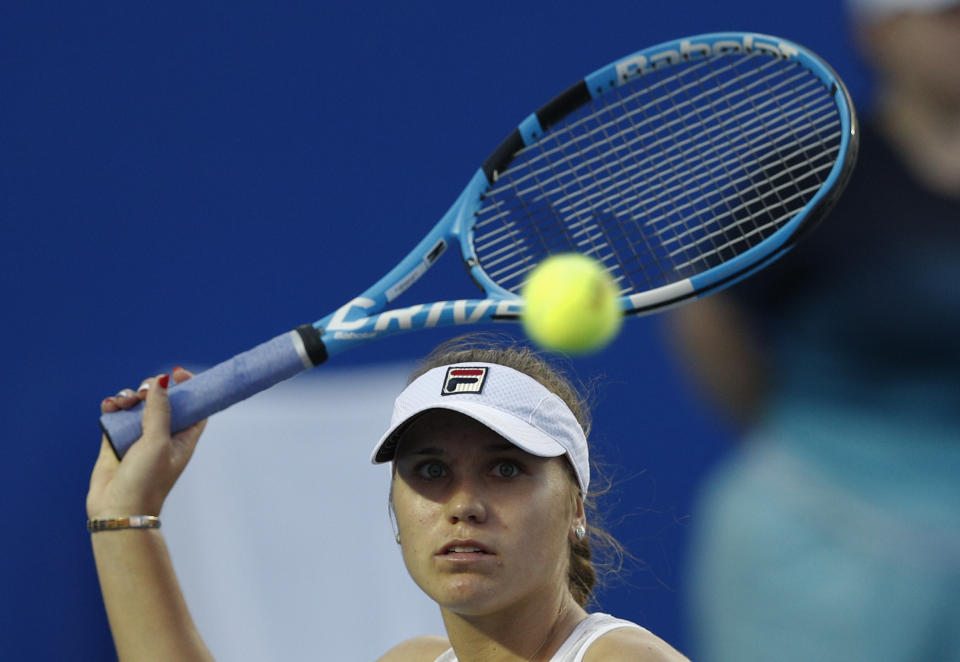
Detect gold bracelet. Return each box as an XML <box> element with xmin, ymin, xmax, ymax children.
<box><xmin>87</xmin><ymin>516</ymin><xmax>161</xmax><ymax>532</ymax></box>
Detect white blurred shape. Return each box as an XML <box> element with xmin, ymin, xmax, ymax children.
<box><xmin>163</xmin><ymin>364</ymin><xmax>445</xmax><ymax>661</ymax></box>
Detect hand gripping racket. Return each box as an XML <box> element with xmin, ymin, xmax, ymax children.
<box><xmin>102</xmin><ymin>32</ymin><xmax>858</xmax><ymax>457</ymax></box>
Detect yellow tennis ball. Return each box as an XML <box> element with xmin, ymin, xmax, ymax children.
<box><xmin>521</xmin><ymin>254</ymin><xmax>622</xmax><ymax>355</ymax></box>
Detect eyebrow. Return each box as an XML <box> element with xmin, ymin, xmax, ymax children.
<box><xmin>406</xmin><ymin>442</ymin><xmax>518</xmax><ymax>456</ymax></box>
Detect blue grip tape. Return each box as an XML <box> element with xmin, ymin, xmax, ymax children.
<box><xmin>100</xmin><ymin>331</ymin><xmax>310</xmax><ymax>458</ymax></box>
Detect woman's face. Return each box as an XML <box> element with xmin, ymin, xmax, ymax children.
<box><xmin>391</xmin><ymin>409</ymin><xmax>583</xmax><ymax>616</ymax></box>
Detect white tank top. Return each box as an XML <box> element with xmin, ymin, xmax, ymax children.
<box><xmin>432</xmin><ymin>612</ymin><xmax>646</xmax><ymax>662</ymax></box>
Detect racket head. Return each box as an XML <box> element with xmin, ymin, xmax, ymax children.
<box><xmin>317</xmin><ymin>32</ymin><xmax>858</xmax><ymax>357</ymax></box>
<box><xmin>461</xmin><ymin>32</ymin><xmax>858</xmax><ymax>314</ymax></box>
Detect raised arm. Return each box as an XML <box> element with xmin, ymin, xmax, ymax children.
<box><xmin>87</xmin><ymin>368</ymin><xmax>215</xmax><ymax>662</ymax></box>
<box><xmin>664</xmin><ymin>294</ymin><xmax>769</xmax><ymax>427</ymax></box>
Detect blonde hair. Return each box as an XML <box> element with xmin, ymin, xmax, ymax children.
<box><xmin>407</xmin><ymin>333</ymin><xmax>624</xmax><ymax>607</ymax></box>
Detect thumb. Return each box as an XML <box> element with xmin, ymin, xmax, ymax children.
<box><xmin>141</xmin><ymin>374</ymin><xmax>172</xmax><ymax>442</ymax></box>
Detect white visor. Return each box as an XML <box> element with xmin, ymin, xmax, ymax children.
<box><xmin>371</xmin><ymin>362</ymin><xmax>590</xmax><ymax>493</ymax></box>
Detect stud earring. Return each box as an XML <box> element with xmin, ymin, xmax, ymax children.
<box><xmin>575</xmin><ymin>525</ymin><xmax>586</xmax><ymax>541</ymax></box>
<box><xmin>395</xmin><ymin>533</ymin><xmax>402</xmax><ymax>545</ymax></box>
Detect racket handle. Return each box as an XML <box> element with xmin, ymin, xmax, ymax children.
<box><xmin>100</xmin><ymin>325</ymin><xmax>327</xmax><ymax>459</ymax></box>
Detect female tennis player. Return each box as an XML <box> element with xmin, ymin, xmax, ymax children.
<box><xmin>87</xmin><ymin>339</ymin><xmax>688</xmax><ymax>661</ymax></box>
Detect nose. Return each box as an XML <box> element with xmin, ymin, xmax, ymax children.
<box><xmin>446</xmin><ymin>478</ymin><xmax>488</xmax><ymax>525</ymax></box>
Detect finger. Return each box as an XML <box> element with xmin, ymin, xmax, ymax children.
<box><xmin>141</xmin><ymin>374</ymin><xmax>172</xmax><ymax>441</ymax></box>
<box><xmin>100</xmin><ymin>396</ymin><xmax>120</xmax><ymax>414</ymax></box>
<box><xmin>114</xmin><ymin>388</ymin><xmax>139</xmax><ymax>409</ymax></box>
<box><xmin>171</xmin><ymin>365</ymin><xmax>194</xmax><ymax>384</ymax></box>
<box><xmin>136</xmin><ymin>379</ymin><xmax>152</xmax><ymax>399</ymax></box>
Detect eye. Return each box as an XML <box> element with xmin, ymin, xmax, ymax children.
<box><xmin>492</xmin><ymin>460</ymin><xmax>521</xmax><ymax>479</ymax></box>
<box><xmin>416</xmin><ymin>460</ymin><xmax>447</xmax><ymax>480</ymax></box>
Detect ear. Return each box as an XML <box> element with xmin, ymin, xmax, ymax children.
<box><xmin>568</xmin><ymin>494</ymin><xmax>587</xmax><ymax>543</ymax></box>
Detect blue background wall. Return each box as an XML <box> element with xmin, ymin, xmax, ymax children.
<box><xmin>1</xmin><ymin>2</ymin><xmax>869</xmax><ymax>659</ymax></box>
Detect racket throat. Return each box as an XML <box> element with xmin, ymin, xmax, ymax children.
<box><xmin>294</xmin><ymin>324</ymin><xmax>329</xmax><ymax>366</ymax></box>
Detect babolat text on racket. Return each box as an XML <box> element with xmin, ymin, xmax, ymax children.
<box><xmin>102</xmin><ymin>32</ymin><xmax>858</xmax><ymax>457</ymax></box>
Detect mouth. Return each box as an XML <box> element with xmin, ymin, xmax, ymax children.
<box><xmin>438</xmin><ymin>540</ymin><xmax>494</xmax><ymax>557</ymax></box>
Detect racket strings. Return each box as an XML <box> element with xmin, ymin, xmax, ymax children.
<box><xmin>472</xmin><ymin>65</ymin><xmax>830</xmax><ymax>238</ymax></box>
<box><xmin>479</xmin><ymin>79</ymin><xmax>833</xmax><ymax>232</ymax></box>
<box><xmin>475</xmin><ymin>101</ymin><xmax>838</xmax><ymax>269</ymax></box>
<box><xmin>484</xmin><ymin>54</ymin><xmax>791</xmax><ymax>198</ymax></box>
<box><xmin>473</xmin><ymin>50</ymin><xmax>844</xmax><ymax>295</ymax></box>
<box><xmin>607</xmin><ymin>55</ymin><xmax>773</xmax><ymax>289</ymax></box>
<box><xmin>506</xmin><ymin>86</ymin><xmax>652</xmax><ymax>295</ymax></box>
<box><xmin>658</xmin><ymin>53</ymin><xmax>781</xmax><ymax>271</ymax></box>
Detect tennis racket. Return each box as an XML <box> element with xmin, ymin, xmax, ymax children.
<box><xmin>102</xmin><ymin>31</ymin><xmax>858</xmax><ymax>457</ymax></box>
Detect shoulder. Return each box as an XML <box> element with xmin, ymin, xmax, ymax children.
<box><xmin>582</xmin><ymin>625</ymin><xmax>690</xmax><ymax>662</ymax></box>
<box><xmin>375</xmin><ymin>635</ymin><xmax>451</xmax><ymax>662</ymax></box>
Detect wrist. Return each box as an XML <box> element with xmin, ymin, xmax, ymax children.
<box><xmin>86</xmin><ymin>490</ymin><xmax>164</xmax><ymax>521</ymax></box>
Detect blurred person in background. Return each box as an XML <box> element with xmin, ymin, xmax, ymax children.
<box><xmin>668</xmin><ymin>1</ymin><xmax>960</xmax><ymax>660</ymax></box>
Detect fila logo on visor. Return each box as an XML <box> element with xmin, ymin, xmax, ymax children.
<box><xmin>442</xmin><ymin>367</ymin><xmax>488</xmax><ymax>395</ymax></box>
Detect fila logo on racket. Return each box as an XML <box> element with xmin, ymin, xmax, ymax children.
<box><xmin>615</xmin><ymin>35</ymin><xmax>800</xmax><ymax>82</ymax></box>
<box><xmin>442</xmin><ymin>367</ymin><xmax>488</xmax><ymax>395</ymax></box>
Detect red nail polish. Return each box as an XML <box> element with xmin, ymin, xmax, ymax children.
<box><xmin>158</xmin><ymin>375</ymin><xmax>170</xmax><ymax>389</ymax></box>
<box><xmin>173</xmin><ymin>366</ymin><xmax>183</xmax><ymax>373</ymax></box>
